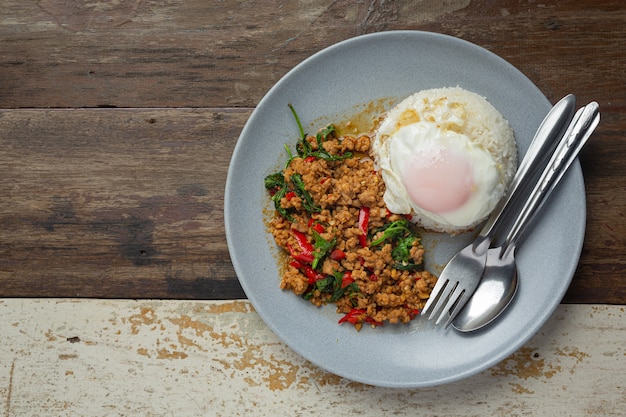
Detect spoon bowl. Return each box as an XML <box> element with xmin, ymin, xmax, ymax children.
<box><xmin>451</xmin><ymin>246</ymin><xmax>518</xmax><ymax>332</ymax></box>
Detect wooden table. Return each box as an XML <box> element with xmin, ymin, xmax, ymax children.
<box><xmin>1</xmin><ymin>1</ymin><xmax>624</xmax><ymax>415</ymax></box>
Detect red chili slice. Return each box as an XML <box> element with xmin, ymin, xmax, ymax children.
<box><xmin>289</xmin><ymin>260</ymin><xmax>304</xmax><ymax>269</ymax></box>
<box><xmin>330</xmin><ymin>249</ymin><xmax>346</xmax><ymax>261</ymax></box>
<box><xmin>287</xmin><ymin>243</ymin><xmax>314</xmax><ymax>263</ymax></box>
<box><xmin>364</xmin><ymin>317</ymin><xmax>383</xmax><ymax>326</ymax></box>
<box><xmin>338</xmin><ymin>308</ymin><xmax>382</xmax><ymax>327</ymax></box>
<box><xmin>340</xmin><ymin>271</ymin><xmax>354</xmax><ymax>288</ymax></box>
<box><xmin>358</xmin><ymin>207</ymin><xmax>370</xmax><ymax>247</ymax></box>
<box><xmin>302</xmin><ymin>265</ymin><xmax>325</xmax><ymax>284</ymax></box>
<box><xmin>291</xmin><ymin>229</ymin><xmax>314</xmax><ymax>258</ymax></box>
<box><xmin>290</xmin><ymin>260</ymin><xmax>324</xmax><ymax>284</ymax></box>
<box><xmin>408</xmin><ymin>308</ymin><xmax>419</xmax><ymax>320</ymax></box>
<box><xmin>338</xmin><ymin>308</ymin><xmax>366</xmax><ymax>325</ymax></box>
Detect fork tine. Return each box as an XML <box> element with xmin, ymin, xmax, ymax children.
<box><xmin>434</xmin><ymin>284</ymin><xmax>465</xmax><ymax>325</ymax></box>
<box><xmin>426</xmin><ymin>280</ymin><xmax>458</xmax><ymax>321</ymax></box>
<box><xmin>442</xmin><ymin>289</ymin><xmax>473</xmax><ymax>328</ymax></box>
<box><xmin>421</xmin><ymin>277</ymin><xmax>449</xmax><ymax>316</ymax></box>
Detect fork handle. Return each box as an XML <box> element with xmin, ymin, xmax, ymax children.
<box><xmin>474</xmin><ymin>94</ymin><xmax>577</xmax><ymax>254</ymax></box>
<box><xmin>502</xmin><ymin>102</ymin><xmax>600</xmax><ymax>253</ymax></box>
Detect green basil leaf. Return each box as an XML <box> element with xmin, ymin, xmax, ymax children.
<box><xmin>312</xmin><ymin>231</ymin><xmax>336</xmax><ymax>270</ymax></box>
<box><xmin>290</xmin><ymin>173</ymin><xmax>321</xmax><ymax>214</ymax></box>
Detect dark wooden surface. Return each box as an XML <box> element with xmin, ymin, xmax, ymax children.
<box><xmin>1</xmin><ymin>0</ymin><xmax>624</xmax><ymax>303</ymax></box>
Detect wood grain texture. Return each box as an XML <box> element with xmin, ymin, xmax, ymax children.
<box><xmin>0</xmin><ymin>108</ymin><xmax>246</xmax><ymax>299</ymax></box>
<box><xmin>0</xmin><ymin>0</ymin><xmax>625</xmax><ymax>302</ymax></box>
<box><xmin>0</xmin><ymin>108</ymin><xmax>624</xmax><ymax>302</ymax></box>
<box><xmin>1</xmin><ymin>0</ymin><xmax>624</xmax><ymax>109</ymax></box>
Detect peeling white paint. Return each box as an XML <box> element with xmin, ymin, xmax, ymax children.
<box><xmin>0</xmin><ymin>300</ymin><xmax>624</xmax><ymax>416</ymax></box>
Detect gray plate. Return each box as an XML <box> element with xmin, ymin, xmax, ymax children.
<box><xmin>224</xmin><ymin>31</ymin><xmax>585</xmax><ymax>388</ymax></box>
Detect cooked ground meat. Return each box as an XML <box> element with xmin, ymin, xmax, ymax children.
<box><xmin>265</xmin><ymin>125</ymin><xmax>437</xmax><ymax>330</ymax></box>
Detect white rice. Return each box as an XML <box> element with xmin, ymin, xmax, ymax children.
<box><xmin>373</xmin><ymin>87</ymin><xmax>517</xmax><ymax>234</ymax></box>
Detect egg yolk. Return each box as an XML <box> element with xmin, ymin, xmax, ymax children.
<box><xmin>401</xmin><ymin>147</ymin><xmax>473</xmax><ymax>214</ymax></box>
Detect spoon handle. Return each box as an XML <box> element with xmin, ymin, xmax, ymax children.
<box><xmin>474</xmin><ymin>94</ymin><xmax>577</xmax><ymax>254</ymax></box>
<box><xmin>502</xmin><ymin>102</ymin><xmax>600</xmax><ymax>253</ymax></box>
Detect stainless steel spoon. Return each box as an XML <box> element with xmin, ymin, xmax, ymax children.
<box><xmin>452</xmin><ymin>101</ymin><xmax>600</xmax><ymax>332</ymax></box>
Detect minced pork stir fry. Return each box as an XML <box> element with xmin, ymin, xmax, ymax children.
<box><xmin>264</xmin><ymin>106</ymin><xmax>437</xmax><ymax>330</ymax></box>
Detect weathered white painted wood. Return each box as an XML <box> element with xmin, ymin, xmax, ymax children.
<box><xmin>1</xmin><ymin>299</ymin><xmax>624</xmax><ymax>416</ymax></box>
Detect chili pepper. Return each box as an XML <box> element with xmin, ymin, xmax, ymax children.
<box><xmin>288</xmin><ymin>236</ymin><xmax>314</xmax><ymax>264</ymax></box>
<box><xmin>285</xmin><ymin>191</ymin><xmax>296</xmax><ymax>200</ymax></box>
<box><xmin>291</xmin><ymin>228</ymin><xmax>314</xmax><ymax>257</ymax></box>
<box><xmin>304</xmin><ymin>156</ymin><xmax>316</xmax><ymax>163</ymax></box>
<box><xmin>330</xmin><ymin>249</ymin><xmax>346</xmax><ymax>261</ymax></box>
<box><xmin>358</xmin><ymin>206</ymin><xmax>370</xmax><ymax>247</ymax></box>
<box><xmin>287</xmin><ymin>243</ymin><xmax>314</xmax><ymax>263</ymax></box>
<box><xmin>289</xmin><ymin>260</ymin><xmax>304</xmax><ymax>269</ymax></box>
<box><xmin>408</xmin><ymin>308</ymin><xmax>419</xmax><ymax>320</ymax></box>
<box><xmin>364</xmin><ymin>317</ymin><xmax>383</xmax><ymax>326</ymax></box>
<box><xmin>303</xmin><ymin>266</ymin><xmax>325</xmax><ymax>284</ymax></box>
<box><xmin>340</xmin><ymin>271</ymin><xmax>354</xmax><ymax>288</ymax></box>
<box><xmin>338</xmin><ymin>308</ymin><xmax>366</xmax><ymax>325</ymax></box>
<box><xmin>369</xmin><ymin>274</ymin><xmax>378</xmax><ymax>282</ymax></box>
<box><xmin>289</xmin><ymin>260</ymin><xmax>324</xmax><ymax>284</ymax></box>
<box><xmin>312</xmin><ymin>223</ymin><xmax>325</xmax><ymax>234</ymax></box>
<box><xmin>338</xmin><ymin>308</ymin><xmax>383</xmax><ymax>327</ymax></box>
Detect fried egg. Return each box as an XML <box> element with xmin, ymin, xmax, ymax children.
<box><xmin>372</xmin><ymin>87</ymin><xmax>517</xmax><ymax>234</ymax></box>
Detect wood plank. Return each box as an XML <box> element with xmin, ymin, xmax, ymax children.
<box><xmin>0</xmin><ymin>108</ymin><xmax>247</xmax><ymax>299</ymax></box>
<box><xmin>0</xmin><ymin>108</ymin><xmax>624</xmax><ymax>303</ymax></box>
<box><xmin>574</xmin><ymin>111</ymin><xmax>626</xmax><ymax>304</ymax></box>
<box><xmin>0</xmin><ymin>300</ymin><xmax>624</xmax><ymax>416</ymax></box>
<box><xmin>0</xmin><ymin>0</ymin><xmax>624</xmax><ymax>109</ymax></box>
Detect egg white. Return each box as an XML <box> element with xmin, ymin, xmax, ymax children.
<box><xmin>381</xmin><ymin>121</ymin><xmax>501</xmax><ymax>229</ymax></box>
